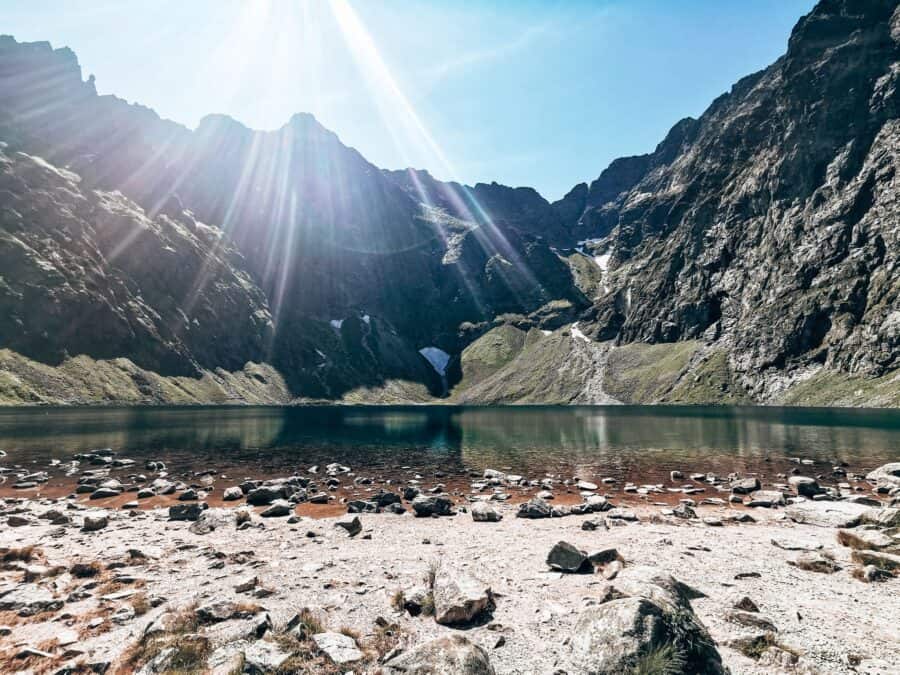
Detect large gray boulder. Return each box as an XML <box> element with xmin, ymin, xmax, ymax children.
<box><xmin>568</xmin><ymin>595</ymin><xmax>724</xmax><ymax>674</ymax></box>
<box><xmin>433</xmin><ymin>572</ymin><xmax>494</xmax><ymax>625</ymax></box>
<box><xmin>866</xmin><ymin>463</ymin><xmax>900</xmax><ymax>488</ymax></box>
<box><xmin>383</xmin><ymin>635</ymin><xmax>495</xmax><ymax>674</ymax></box>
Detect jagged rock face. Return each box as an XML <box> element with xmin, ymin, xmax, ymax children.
<box><xmin>577</xmin><ymin>0</ymin><xmax>900</xmax><ymax>394</ymax></box>
<box><xmin>0</xmin><ymin>146</ymin><xmax>271</xmax><ymax>376</ymax></box>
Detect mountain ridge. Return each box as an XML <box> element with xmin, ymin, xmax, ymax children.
<box><xmin>2</xmin><ymin>0</ymin><xmax>900</xmax><ymax>407</ymax></box>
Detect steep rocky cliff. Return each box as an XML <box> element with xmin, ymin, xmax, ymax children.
<box><xmin>2</xmin><ymin>0</ymin><xmax>900</xmax><ymax>406</ymax></box>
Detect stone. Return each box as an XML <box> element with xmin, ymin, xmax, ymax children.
<box><xmin>730</xmin><ymin>595</ymin><xmax>760</xmax><ymax>612</ymax></box>
<box><xmin>673</xmin><ymin>502</ymin><xmax>697</xmax><ymax>519</ymax></box>
<box><xmin>411</xmin><ymin>495</ymin><xmax>453</xmax><ymax>517</ymax></box>
<box><xmin>260</xmin><ymin>499</ymin><xmax>292</xmax><ymax>517</ymax></box>
<box><xmin>670</xmin><ymin>470</ymin><xmax>684</xmax><ymax>480</ymax></box>
<box><xmin>568</xmin><ymin>596</ymin><xmax>724</xmax><ymax>674</ymax></box>
<box><xmin>7</xmin><ymin>514</ymin><xmax>36</xmax><ymax>527</ymax></box>
<box><xmin>82</xmin><ymin>513</ymin><xmax>108</xmax><ymax>531</ymax></box>
<box><xmin>222</xmin><ymin>486</ymin><xmax>243</xmax><ymax>501</ymax></box>
<box><xmin>178</xmin><ymin>488</ymin><xmax>198</xmax><ymax>501</ymax></box>
<box><xmin>576</xmin><ymin>480</ymin><xmax>598</xmax><ymax>491</ymax></box>
<box><xmin>312</xmin><ymin>632</ymin><xmax>364</xmax><ymax>665</ymax></box>
<box><xmin>335</xmin><ymin>515</ymin><xmax>362</xmax><ymax>536</ymax></box>
<box><xmin>837</xmin><ymin>529</ymin><xmax>897</xmax><ymax>551</ymax></box>
<box><xmin>242</xmin><ymin>640</ymin><xmax>291</xmax><ymax>674</ymax></box>
<box><xmin>0</xmin><ymin>584</ymin><xmax>63</xmax><ymax>615</ymax></box>
<box><xmin>547</xmin><ymin>541</ymin><xmax>591</xmax><ymax>573</ymax></box>
<box><xmin>724</xmin><ymin>609</ymin><xmax>777</xmax><ymax>632</ymax></box>
<box><xmin>168</xmin><ymin>502</ymin><xmax>208</xmax><ymax>521</ymax></box>
<box><xmin>788</xmin><ymin>476</ymin><xmax>822</xmax><ymax>497</ymax></box>
<box><xmin>788</xmin><ymin>552</ymin><xmax>841</xmax><ymax>574</ymax></box>
<box><xmin>196</xmin><ymin>600</ymin><xmax>256</xmax><ymax>624</ymax></box>
<box><xmin>471</xmin><ymin>502</ymin><xmax>501</xmax><ymax>522</ymax></box>
<box><xmin>785</xmin><ymin>501</ymin><xmax>870</xmax><ymax>528</ymax></box>
<box><xmin>515</xmin><ymin>496</ymin><xmax>551</xmax><ymax>519</ymax></box>
<box><xmin>606</xmin><ymin>508</ymin><xmax>638</xmax><ymax>522</ymax></box>
<box><xmin>859</xmin><ymin>507</ymin><xmax>900</xmax><ymax>528</ymax></box>
<box><xmin>433</xmin><ymin>572</ymin><xmax>494</xmax><ymax>625</ymax></box>
<box><xmin>730</xmin><ymin>477</ymin><xmax>760</xmax><ymax>494</ymax></box>
<box><xmin>586</xmin><ymin>495</ymin><xmax>612</xmax><ymax>512</ymax></box>
<box><xmin>746</xmin><ymin>490</ymin><xmax>786</xmax><ymax>507</ymax></box>
<box><xmin>347</xmin><ymin>500</ymin><xmax>378</xmax><ymax>513</ymax></box>
<box><xmin>582</xmin><ymin>518</ymin><xmax>606</xmax><ymax>531</ymax></box>
<box><xmin>373</xmin><ymin>490</ymin><xmax>401</xmax><ymax>508</ymax></box>
<box><xmin>382</xmin><ymin>635</ymin><xmax>495</xmax><ymax>674</ymax></box>
<box><xmin>246</xmin><ymin>487</ymin><xmax>279</xmax><ymax>506</ymax></box>
<box><xmin>866</xmin><ymin>463</ymin><xmax>900</xmax><ymax>486</ymax></box>
<box><xmin>89</xmin><ymin>487</ymin><xmax>121</xmax><ymax>500</ymax></box>
<box><xmin>851</xmin><ymin>549</ymin><xmax>900</xmax><ymax>572</ymax></box>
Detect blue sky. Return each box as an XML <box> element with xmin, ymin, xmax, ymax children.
<box><xmin>3</xmin><ymin>0</ymin><xmax>814</xmax><ymax>200</ymax></box>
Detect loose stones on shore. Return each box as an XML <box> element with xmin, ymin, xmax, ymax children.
<box><xmin>222</xmin><ymin>486</ymin><xmax>243</xmax><ymax>501</ymax></box>
<box><xmin>547</xmin><ymin>541</ymin><xmax>591</xmax><ymax>573</ymax></box>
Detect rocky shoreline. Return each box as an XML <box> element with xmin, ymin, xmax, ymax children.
<box><xmin>1</xmin><ymin>453</ymin><xmax>899</xmax><ymax>674</ymax></box>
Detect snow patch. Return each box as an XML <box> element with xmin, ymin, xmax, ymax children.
<box><xmin>362</xmin><ymin>314</ymin><xmax>371</xmax><ymax>325</ymax></box>
<box><xmin>594</xmin><ymin>252</ymin><xmax>611</xmax><ymax>272</ymax></box>
<box><xmin>419</xmin><ymin>347</ymin><xmax>451</xmax><ymax>376</ymax></box>
<box><xmin>541</xmin><ymin>329</ymin><xmax>552</xmax><ymax>336</ymax></box>
<box><xmin>570</xmin><ymin>322</ymin><xmax>591</xmax><ymax>343</ymax></box>
<box><xmin>330</xmin><ymin>319</ymin><xmax>344</xmax><ymax>332</ymax></box>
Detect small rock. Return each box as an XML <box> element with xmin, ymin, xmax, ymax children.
<box><xmin>335</xmin><ymin>516</ymin><xmax>362</xmax><ymax>537</ymax></box>
<box><xmin>312</xmin><ymin>632</ymin><xmax>365</xmax><ymax>665</ymax></box>
<box><xmin>547</xmin><ymin>541</ymin><xmax>591</xmax><ymax>573</ymax></box>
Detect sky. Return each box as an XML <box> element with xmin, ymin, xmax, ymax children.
<box><xmin>3</xmin><ymin>0</ymin><xmax>815</xmax><ymax>200</ymax></box>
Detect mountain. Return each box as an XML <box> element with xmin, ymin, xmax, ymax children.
<box><xmin>2</xmin><ymin>0</ymin><xmax>900</xmax><ymax>406</ymax></box>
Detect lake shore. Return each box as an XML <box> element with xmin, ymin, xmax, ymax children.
<box><xmin>2</xmin><ymin>477</ymin><xmax>899</xmax><ymax>674</ymax></box>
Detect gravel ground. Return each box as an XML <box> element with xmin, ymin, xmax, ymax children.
<box><xmin>1</xmin><ymin>498</ymin><xmax>898</xmax><ymax>674</ymax></box>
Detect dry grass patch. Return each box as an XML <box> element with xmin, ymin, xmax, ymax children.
<box><xmin>1</xmin><ymin>545</ymin><xmax>42</xmax><ymax>563</ymax></box>
<box><xmin>129</xmin><ymin>592</ymin><xmax>151</xmax><ymax>617</ymax></box>
<box><xmin>119</xmin><ymin>602</ymin><xmax>204</xmax><ymax>673</ymax></box>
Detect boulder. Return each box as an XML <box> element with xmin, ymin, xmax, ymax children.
<box><xmin>516</xmin><ymin>497</ymin><xmax>551</xmax><ymax>519</ymax></box>
<box><xmin>433</xmin><ymin>572</ymin><xmax>494</xmax><ymax>625</ymax></box>
<box><xmin>246</xmin><ymin>487</ymin><xmax>279</xmax><ymax>506</ymax></box>
<box><xmin>312</xmin><ymin>632</ymin><xmax>364</xmax><ymax>665</ymax></box>
<box><xmin>730</xmin><ymin>477</ymin><xmax>760</xmax><ymax>494</ymax></box>
<box><xmin>673</xmin><ymin>502</ymin><xmax>697</xmax><ymax>519</ymax></box>
<box><xmin>222</xmin><ymin>486</ymin><xmax>243</xmax><ymax>501</ymax></box>
<box><xmin>82</xmin><ymin>513</ymin><xmax>109</xmax><ymax>531</ymax></box>
<box><xmin>787</xmin><ymin>552</ymin><xmax>841</xmax><ymax>574</ymax></box>
<box><xmin>347</xmin><ymin>500</ymin><xmax>378</xmax><ymax>514</ymax></box>
<box><xmin>89</xmin><ymin>488</ymin><xmax>121</xmax><ymax>500</ymax></box>
<box><xmin>411</xmin><ymin>495</ymin><xmax>454</xmax><ymax>517</ymax></box>
<box><xmin>242</xmin><ymin>640</ymin><xmax>291</xmax><ymax>674</ymax></box>
<box><xmin>471</xmin><ymin>502</ymin><xmax>501</xmax><ymax>522</ymax></box>
<box><xmin>785</xmin><ymin>501</ymin><xmax>870</xmax><ymax>528</ymax></box>
<box><xmin>382</xmin><ymin>635</ymin><xmax>495</xmax><ymax>674</ymax></box>
<box><xmin>568</xmin><ymin>596</ymin><xmax>724</xmax><ymax>674</ymax></box>
<box><xmin>837</xmin><ymin>529</ymin><xmax>897</xmax><ymax>551</ymax></box>
<box><xmin>260</xmin><ymin>500</ymin><xmax>292</xmax><ymax>517</ymax></box>
<box><xmin>859</xmin><ymin>507</ymin><xmax>900</xmax><ymax>529</ymax></box>
<box><xmin>788</xmin><ymin>476</ymin><xmax>822</xmax><ymax>497</ymax></box>
<box><xmin>724</xmin><ymin>609</ymin><xmax>778</xmax><ymax>632</ymax></box>
<box><xmin>866</xmin><ymin>463</ymin><xmax>900</xmax><ymax>487</ymax></box>
<box><xmin>851</xmin><ymin>549</ymin><xmax>900</xmax><ymax>572</ymax></box>
<box><xmin>547</xmin><ymin>541</ymin><xmax>591</xmax><ymax>573</ymax></box>
<box><xmin>746</xmin><ymin>490</ymin><xmax>786</xmax><ymax>508</ymax></box>
<box><xmin>335</xmin><ymin>516</ymin><xmax>362</xmax><ymax>537</ymax></box>
<box><xmin>196</xmin><ymin>600</ymin><xmax>257</xmax><ymax>624</ymax></box>
<box><xmin>0</xmin><ymin>584</ymin><xmax>63</xmax><ymax>615</ymax></box>
<box><xmin>168</xmin><ymin>503</ymin><xmax>208</xmax><ymax>521</ymax></box>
